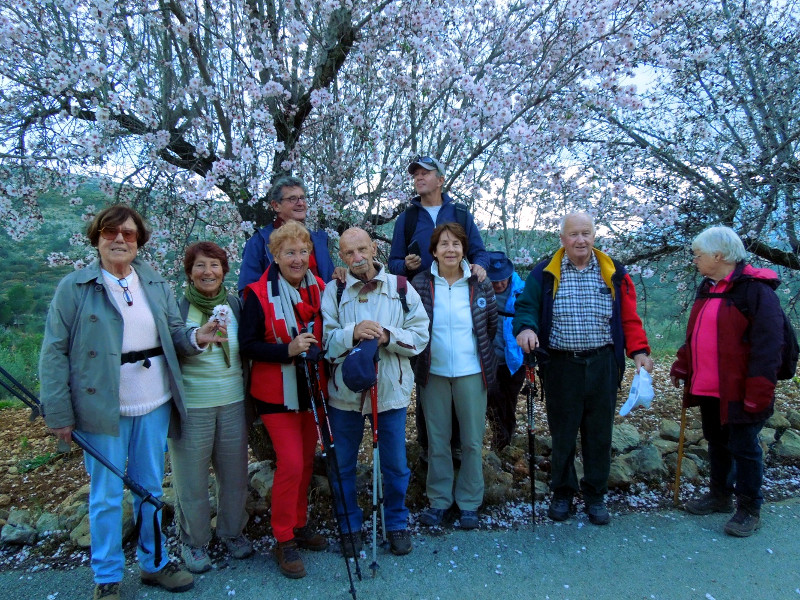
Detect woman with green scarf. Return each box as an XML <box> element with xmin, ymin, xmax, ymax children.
<box><xmin>170</xmin><ymin>241</ymin><xmax>254</xmax><ymax>573</ymax></box>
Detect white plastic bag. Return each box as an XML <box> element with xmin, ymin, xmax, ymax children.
<box><xmin>619</xmin><ymin>369</ymin><xmax>654</xmax><ymax>416</ymax></box>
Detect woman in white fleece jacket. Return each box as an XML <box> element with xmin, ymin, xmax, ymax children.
<box><xmin>411</xmin><ymin>223</ymin><xmax>498</xmax><ymax>530</ymax></box>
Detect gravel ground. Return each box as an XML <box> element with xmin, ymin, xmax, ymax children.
<box><xmin>2</xmin><ymin>499</ymin><xmax>800</xmax><ymax>600</ymax></box>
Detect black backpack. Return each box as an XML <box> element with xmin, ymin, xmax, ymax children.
<box><xmin>700</xmin><ymin>280</ymin><xmax>799</xmax><ymax>380</ymax></box>
<box><xmin>403</xmin><ymin>202</ymin><xmax>469</xmax><ymax>248</ymax></box>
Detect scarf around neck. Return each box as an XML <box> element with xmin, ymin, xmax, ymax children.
<box><xmin>184</xmin><ymin>282</ymin><xmax>231</xmax><ymax>367</ymax></box>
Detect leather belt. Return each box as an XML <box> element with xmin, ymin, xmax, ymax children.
<box><xmin>548</xmin><ymin>345</ymin><xmax>612</xmax><ymax>359</ymax></box>
<box><xmin>120</xmin><ymin>347</ymin><xmax>164</xmax><ymax>368</ymax></box>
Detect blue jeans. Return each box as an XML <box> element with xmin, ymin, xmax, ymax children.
<box><xmin>80</xmin><ymin>402</ymin><xmax>171</xmax><ymax>584</ymax></box>
<box><xmin>327</xmin><ymin>405</ymin><xmax>410</xmax><ymax>533</ymax></box>
<box><xmin>699</xmin><ymin>398</ymin><xmax>765</xmax><ymax>505</ymax></box>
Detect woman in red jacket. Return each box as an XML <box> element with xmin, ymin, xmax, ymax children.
<box><xmin>671</xmin><ymin>226</ymin><xmax>785</xmax><ymax>537</ymax></box>
<box><xmin>239</xmin><ymin>220</ymin><xmax>328</xmax><ymax>578</ymax></box>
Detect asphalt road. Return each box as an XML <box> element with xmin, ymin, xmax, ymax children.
<box><xmin>3</xmin><ymin>499</ymin><xmax>800</xmax><ymax>600</ymax></box>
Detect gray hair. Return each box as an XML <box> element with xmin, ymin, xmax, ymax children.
<box><xmin>691</xmin><ymin>226</ymin><xmax>747</xmax><ymax>263</ymax></box>
<box><xmin>268</xmin><ymin>175</ymin><xmax>307</xmax><ymax>205</ymax></box>
<box><xmin>559</xmin><ymin>211</ymin><xmax>596</xmax><ymax>235</ymax></box>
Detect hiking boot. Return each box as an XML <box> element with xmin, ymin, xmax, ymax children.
<box><xmin>180</xmin><ymin>544</ymin><xmax>212</xmax><ymax>573</ymax></box>
<box><xmin>275</xmin><ymin>540</ymin><xmax>306</xmax><ymax>579</ymax></box>
<box><xmin>140</xmin><ymin>562</ymin><xmax>194</xmax><ymax>593</ymax></box>
<box><xmin>222</xmin><ymin>534</ymin><xmax>254</xmax><ymax>559</ymax></box>
<box><xmin>586</xmin><ymin>502</ymin><xmax>611</xmax><ymax>525</ymax></box>
<box><xmin>547</xmin><ymin>497</ymin><xmax>573</xmax><ymax>522</ymax></box>
<box><xmin>92</xmin><ymin>583</ymin><xmax>120</xmax><ymax>600</ymax></box>
<box><xmin>294</xmin><ymin>525</ymin><xmax>329</xmax><ymax>551</ymax></box>
<box><xmin>724</xmin><ymin>496</ymin><xmax>761</xmax><ymax>537</ymax></box>
<box><xmin>459</xmin><ymin>510</ymin><xmax>479</xmax><ymax>530</ymax></box>
<box><xmin>419</xmin><ymin>507</ymin><xmax>445</xmax><ymax>526</ymax></box>
<box><xmin>341</xmin><ymin>534</ymin><xmax>363</xmax><ymax>558</ymax></box>
<box><xmin>685</xmin><ymin>492</ymin><xmax>734</xmax><ymax>516</ymax></box>
<box><xmin>387</xmin><ymin>529</ymin><xmax>412</xmax><ymax>556</ymax></box>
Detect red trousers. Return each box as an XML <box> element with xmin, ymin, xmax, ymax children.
<box><xmin>261</xmin><ymin>411</ymin><xmax>317</xmax><ymax>542</ymax></box>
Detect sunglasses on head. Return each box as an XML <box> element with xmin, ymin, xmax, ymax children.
<box><xmin>100</xmin><ymin>227</ymin><xmax>138</xmax><ymax>243</ymax></box>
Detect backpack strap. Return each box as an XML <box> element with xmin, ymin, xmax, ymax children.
<box><xmin>396</xmin><ymin>275</ymin><xmax>409</xmax><ymax>313</ymax></box>
<box><xmin>336</xmin><ymin>278</ymin><xmax>346</xmax><ymax>307</ymax></box>
<box><xmin>404</xmin><ymin>202</ymin><xmax>469</xmax><ymax>249</ymax></box>
<box><xmin>403</xmin><ymin>204</ymin><xmax>419</xmax><ymax>248</ymax></box>
<box><xmin>453</xmin><ymin>202</ymin><xmax>468</xmax><ymax>230</ymax></box>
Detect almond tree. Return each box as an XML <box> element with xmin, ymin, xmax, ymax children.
<box><xmin>583</xmin><ymin>0</ymin><xmax>800</xmax><ymax>279</ymax></box>
<box><xmin>1</xmin><ymin>0</ymin><xmax>654</xmax><ymax>272</ymax></box>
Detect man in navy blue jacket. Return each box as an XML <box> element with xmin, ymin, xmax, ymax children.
<box><xmin>389</xmin><ymin>156</ymin><xmax>489</xmax><ymax>464</ymax></box>
<box><xmin>389</xmin><ymin>156</ymin><xmax>488</xmax><ymax>281</ymax></box>
<box><xmin>238</xmin><ymin>176</ymin><xmax>343</xmax><ymax>295</ymax></box>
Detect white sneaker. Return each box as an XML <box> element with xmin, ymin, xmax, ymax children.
<box><xmin>180</xmin><ymin>544</ymin><xmax>212</xmax><ymax>573</ymax></box>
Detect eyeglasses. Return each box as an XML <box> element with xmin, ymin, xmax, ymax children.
<box><xmin>280</xmin><ymin>195</ymin><xmax>306</xmax><ymax>205</ymax></box>
<box><xmin>117</xmin><ymin>277</ymin><xmax>133</xmax><ymax>306</ymax></box>
<box><xmin>100</xmin><ymin>227</ymin><xmax>138</xmax><ymax>243</ymax></box>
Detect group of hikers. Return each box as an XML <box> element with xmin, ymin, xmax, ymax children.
<box><xmin>38</xmin><ymin>155</ymin><xmax>789</xmax><ymax>600</ymax></box>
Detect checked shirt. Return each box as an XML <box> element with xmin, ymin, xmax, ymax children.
<box><xmin>549</xmin><ymin>253</ymin><xmax>613</xmax><ymax>351</ymax></box>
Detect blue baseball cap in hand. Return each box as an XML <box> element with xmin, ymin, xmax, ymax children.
<box><xmin>341</xmin><ymin>338</ymin><xmax>380</xmax><ymax>392</ymax></box>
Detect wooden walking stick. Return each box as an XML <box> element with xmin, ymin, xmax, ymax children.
<box><xmin>673</xmin><ymin>405</ymin><xmax>688</xmax><ymax>506</ymax></box>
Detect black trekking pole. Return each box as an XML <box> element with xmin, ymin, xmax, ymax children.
<box><xmin>297</xmin><ymin>341</ymin><xmax>361</xmax><ymax>599</ymax></box>
<box><xmin>0</xmin><ymin>364</ymin><xmax>165</xmax><ymax>566</ymax></box>
<box><xmin>523</xmin><ymin>350</ymin><xmax>547</xmax><ymax>527</ymax></box>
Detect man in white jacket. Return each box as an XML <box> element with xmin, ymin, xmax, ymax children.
<box><xmin>322</xmin><ymin>227</ymin><xmax>430</xmax><ymax>557</ymax></box>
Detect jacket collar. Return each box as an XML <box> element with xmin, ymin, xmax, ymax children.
<box><xmin>544</xmin><ymin>247</ymin><xmax>618</xmax><ymax>298</ymax></box>
<box><xmin>410</xmin><ymin>191</ymin><xmax>453</xmax><ymax>208</ymax></box>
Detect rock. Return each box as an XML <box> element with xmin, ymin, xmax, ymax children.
<box><xmin>629</xmin><ymin>444</ymin><xmax>667</xmax><ymax>482</ymax></box>
<box><xmin>659</xmin><ymin>419</ymin><xmax>681</xmax><ymax>442</ymax></box>
<box><xmin>612</xmin><ymin>423</ymin><xmax>640</xmax><ymax>453</ymax></box>
<box><xmin>607</xmin><ymin>456</ymin><xmax>634</xmax><ymax>488</ymax></box>
<box><xmin>70</xmin><ymin>514</ymin><xmax>91</xmax><ymax>548</ymax></box>
<box><xmin>500</xmin><ymin>445</ymin><xmax>525</xmax><ymax>464</ymax></box>
<box><xmin>7</xmin><ymin>509</ymin><xmax>32</xmax><ymax>527</ymax></box>
<box><xmin>785</xmin><ymin>409</ymin><xmax>800</xmax><ymax>430</ymax></box>
<box><xmin>766</xmin><ymin>412</ymin><xmax>791</xmax><ymax>431</ymax></box>
<box><xmin>534</xmin><ymin>479</ymin><xmax>549</xmax><ymax>501</ymax></box>
<box><xmin>534</xmin><ymin>435</ymin><xmax>552</xmax><ymax>456</ymax></box>
<box><xmin>759</xmin><ymin>427</ymin><xmax>777</xmax><ymax>444</ymax></box>
<box><xmin>683</xmin><ymin>428</ymin><xmax>704</xmax><ymax>445</ymax></box>
<box><xmin>310</xmin><ymin>474</ymin><xmax>331</xmax><ymax>497</ymax></box>
<box><xmin>0</xmin><ymin>521</ymin><xmax>37</xmax><ymax>546</ymax></box>
<box><xmin>0</xmin><ymin>494</ymin><xmax>10</xmax><ymax>508</ymax></box>
<box><xmin>665</xmin><ymin>454</ymin><xmax>701</xmax><ymax>483</ymax></box>
<box><xmin>483</xmin><ymin>450</ymin><xmax>502</xmax><ymax>472</ymax></box>
<box><xmin>250</xmin><ymin>463</ymin><xmax>275</xmax><ymax>500</ymax></box>
<box><xmin>35</xmin><ymin>512</ymin><xmax>61</xmax><ymax>535</ymax></box>
<box><xmin>774</xmin><ymin>429</ymin><xmax>800</xmax><ymax>460</ymax></box>
<box><xmin>651</xmin><ymin>438</ymin><xmax>679</xmax><ymax>454</ymax></box>
<box><xmin>684</xmin><ymin>453</ymin><xmax>708</xmax><ymax>474</ymax></box>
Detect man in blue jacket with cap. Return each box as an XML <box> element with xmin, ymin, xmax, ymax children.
<box><xmin>486</xmin><ymin>251</ymin><xmax>527</xmax><ymax>451</ymax></box>
<box><xmin>389</xmin><ymin>155</ymin><xmax>489</xmax><ymax>460</ymax></box>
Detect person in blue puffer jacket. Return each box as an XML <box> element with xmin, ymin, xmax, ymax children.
<box><xmin>485</xmin><ymin>251</ymin><xmax>526</xmax><ymax>451</ymax></box>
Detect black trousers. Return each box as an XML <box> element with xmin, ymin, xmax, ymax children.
<box><xmin>541</xmin><ymin>346</ymin><xmax>617</xmax><ymax>504</ymax></box>
<box><xmin>487</xmin><ymin>364</ymin><xmax>526</xmax><ymax>450</ymax></box>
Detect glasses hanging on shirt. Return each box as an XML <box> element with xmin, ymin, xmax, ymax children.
<box><xmin>117</xmin><ymin>277</ymin><xmax>133</xmax><ymax>306</ymax></box>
